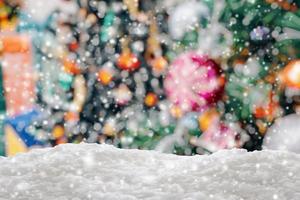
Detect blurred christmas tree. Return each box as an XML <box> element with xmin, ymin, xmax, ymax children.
<box><xmin>73</xmin><ymin>0</ymin><xmax>175</xmax><ymax>150</ymax></box>
<box><xmin>14</xmin><ymin>0</ymin><xmax>300</xmax><ymax>155</ymax></box>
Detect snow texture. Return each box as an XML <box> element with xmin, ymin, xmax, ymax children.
<box><xmin>0</xmin><ymin>143</ymin><xmax>299</xmax><ymax>200</ymax></box>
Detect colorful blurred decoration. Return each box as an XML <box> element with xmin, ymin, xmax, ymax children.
<box><xmin>113</xmin><ymin>84</ymin><xmax>132</xmax><ymax>105</ymax></box>
<box><xmin>117</xmin><ymin>52</ymin><xmax>141</xmax><ymax>72</ymax></box>
<box><xmin>144</xmin><ymin>92</ymin><xmax>158</xmax><ymax>107</ymax></box>
<box><xmin>0</xmin><ymin>0</ymin><xmax>18</xmax><ymax>31</ymax></box>
<box><xmin>253</xmin><ymin>91</ymin><xmax>280</xmax><ymax>122</ymax></box>
<box><xmin>0</xmin><ymin>113</ymin><xmax>5</xmax><ymax>156</ymax></box>
<box><xmin>0</xmin><ymin>66</ymin><xmax>5</xmax><ymax>155</ymax></box>
<box><xmin>52</xmin><ymin>124</ymin><xmax>67</xmax><ymax>145</ymax></box>
<box><xmin>4</xmin><ymin>110</ymin><xmax>43</xmax><ymax>156</ymax></box>
<box><xmin>194</xmin><ymin>121</ymin><xmax>240</xmax><ymax>152</ymax></box>
<box><xmin>0</xmin><ymin>0</ymin><xmax>19</xmax><ymax>156</ymax></box>
<box><xmin>0</xmin><ymin>33</ymin><xmax>36</xmax><ymax>116</ymax></box>
<box><xmin>117</xmin><ymin>31</ymin><xmax>141</xmax><ymax>72</ymax></box>
<box><xmin>198</xmin><ymin>109</ymin><xmax>219</xmax><ymax>132</ymax></box>
<box><xmin>280</xmin><ymin>60</ymin><xmax>300</xmax><ymax>88</ymax></box>
<box><xmin>265</xmin><ymin>0</ymin><xmax>298</xmax><ymax>11</ymax></box>
<box><xmin>150</xmin><ymin>56</ymin><xmax>168</xmax><ymax>75</ymax></box>
<box><xmin>189</xmin><ymin>109</ymin><xmax>248</xmax><ymax>152</ymax></box>
<box><xmin>165</xmin><ymin>52</ymin><xmax>225</xmax><ymax>113</ymax></box>
<box><xmin>97</xmin><ymin>68</ymin><xmax>114</xmax><ymax>86</ymax></box>
<box><xmin>63</xmin><ymin>58</ymin><xmax>81</xmax><ymax>75</ymax></box>
<box><xmin>146</xmin><ymin>19</ymin><xmax>168</xmax><ymax>75</ymax></box>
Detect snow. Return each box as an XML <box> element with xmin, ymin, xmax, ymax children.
<box><xmin>263</xmin><ymin>114</ymin><xmax>300</xmax><ymax>153</ymax></box>
<box><xmin>0</xmin><ymin>144</ymin><xmax>299</xmax><ymax>200</ymax></box>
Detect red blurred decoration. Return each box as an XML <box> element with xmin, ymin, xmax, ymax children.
<box><xmin>63</xmin><ymin>58</ymin><xmax>81</xmax><ymax>75</ymax></box>
<box><xmin>117</xmin><ymin>52</ymin><xmax>141</xmax><ymax>71</ymax></box>
<box><xmin>68</xmin><ymin>41</ymin><xmax>79</xmax><ymax>52</ymax></box>
<box><xmin>164</xmin><ymin>51</ymin><xmax>225</xmax><ymax>113</ymax></box>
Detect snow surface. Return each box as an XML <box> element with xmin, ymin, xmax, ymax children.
<box><xmin>0</xmin><ymin>144</ymin><xmax>299</xmax><ymax>200</ymax></box>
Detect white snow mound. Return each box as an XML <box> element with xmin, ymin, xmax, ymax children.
<box><xmin>0</xmin><ymin>143</ymin><xmax>299</xmax><ymax>200</ymax></box>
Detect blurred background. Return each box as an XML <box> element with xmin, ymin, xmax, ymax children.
<box><xmin>1</xmin><ymin>0</ymin><xmax>300</xmax><ymax>156</ymax></box>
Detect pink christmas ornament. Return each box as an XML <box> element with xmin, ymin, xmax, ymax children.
<box><xmin>164</xmin><ymin>51</ymin><xmax>225</xmax><ymax>113</ymax></box>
